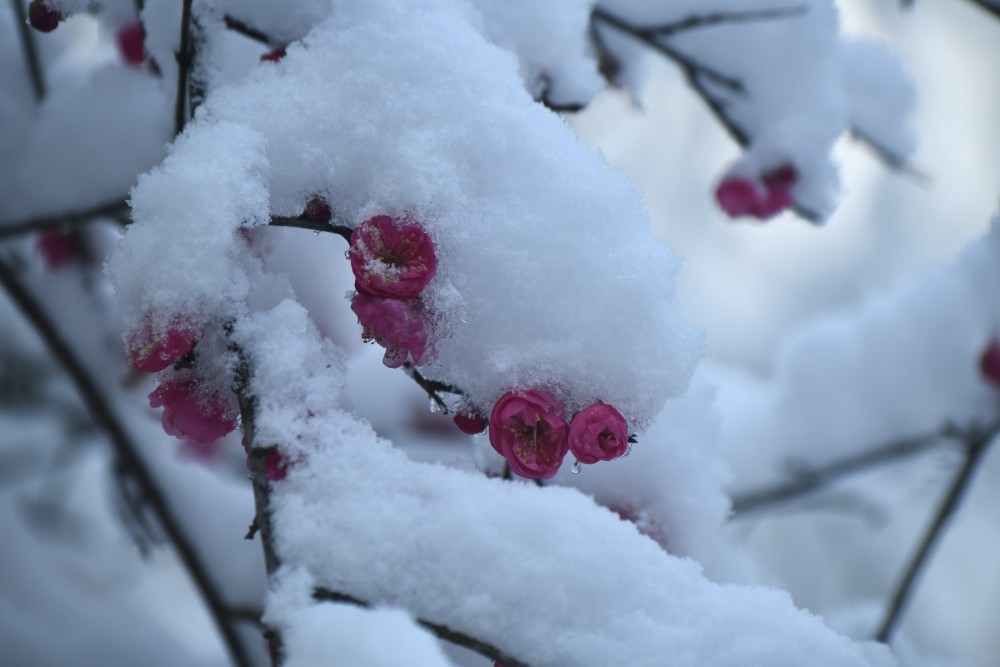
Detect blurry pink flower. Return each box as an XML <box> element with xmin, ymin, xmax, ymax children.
<box><xmin>568</xmin><ymin>402</ymin><xmax>629</xmax><ymax>464</ymax></box>
<box><xmin>453</xmin><ymin>412</ymin><xmax>487</xmax><ymax>435</ymax></box>
<box><xmin>489</xmin><ymin>390</ymin><xmax>569</xmax><ymax>479</ymax></box>
<box><xmin>715</xmin><ymin>164</ymin><xmax>797</xmax><ymax>221</ymax></box>
<box><xmin>979</xmin><ymin>338</ymin><xmax>1000</xmax><ymax>388</ymax></box>
<box><xmin>28</xmin><ymin>1</ymin><xmax>61</xmax><ymax>32</ymax></box>
<box><xmin>351</xmin><ymin>293</ymin><xmax>429</xmax><ymax>368</ymax></box>
<box><xmin>179</xmin><ymin>438</ymin><xmax>224</xmax><ymax>462</ymax></box>
<box><xmin>126</xmin><ymin>319</ymin><xmax>198</xmax><ymax>373</ymax></box>
<box><xmin>260</xmin><ymin>48</ymin><xmax>286</xmax><ymax>63</ymax></box>
<box><xmin>117</xmin><ymin>23</ymin><xmax>146</xmax><ymax>67</ymax></box>
<box><xmin>148</xmin><ymin>378</ymin><xmax>236</xmax><ymax>447</ymax></box>
<box><xmin>349</xmin><ymin>215</ymin><xmax>437</xmax><ymax>298</ymax></box>
<box><xmin>36</xmin><ymin>230</ymin><xmax>76</xmax><ymax>268</ymax></box>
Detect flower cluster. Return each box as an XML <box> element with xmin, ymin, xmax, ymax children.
<box><xmin>715</xmin><ymin>164</ymin><xmax>798</xmax><ymax>221</ymax></box>
<box><xmin>349</xmin><ymin>215</ymin><xmax>437</xmax><ymax>368</ymax></box>
<box><xmin>487</xmin><ymin>390</ymin><xmax>630</xmax><ymax>479</ymax></box>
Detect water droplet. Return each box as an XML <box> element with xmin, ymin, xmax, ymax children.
<box><xmin>624</xmin><ymin>443</ymin><xmax>633</xmax><ymax>457</ymax></box>
<box><xmin>429</xmin><ymin>398</ymin><xmax>440</xmax><ymax>414</ymax></box>
<box><xmin>313</xmin><ymin>230</ymin><xmax>320</xmax><ymax>236</ymax></box>
<box><xmin>571</xmin><ymin>460</ymin><xmax>582</xmax><ymax>474</ymax></box>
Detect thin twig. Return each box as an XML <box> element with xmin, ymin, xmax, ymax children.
<box><xmin>402</xmin><ymin>362</ymin><xmax>463</xmax><ymax>412</ymax></box>
<box><xmin>642</xmin><ymin>6</ymin><xmax>807</xmax><ymax>38</ymax></box>
<box><xmin>174</xmin><ymin>0</ymin><xmax>194</xmax><ymax>136</ymax></box>
<box><xmin>223</xmin><ymin>14</ymin><xmax>272</xmax><ymax>45</ymax></box>
<box><xmin>731</xmin><ymin>423</ymin><xmax>974</xmax><ymax>515</ymax></box>
<box><xmin>874</xmin><ymin>423</ymin><xmax>998</xmax><ymax>642</ymax></box>
<box><xmin>849</xmin><ymin>125</ymin><xmax>929</xmax><ymax>183</ymax></box>
<box><xmin>312</xmin><ymin>588</ymin><xmax>532</xmax><ymax>667</ymax></box>
<box><xmin>0</xmin><ymin>200</ymin><xmax>130</xmax><ymax>240</ymax></box>
<box><xmin>9</xmin><ymin>0</ymin><xmax>46</xmax><ymax>102</ymax></box>
<box><xmin>230</xmin><ymin>338</ymin><xmax>285</xmax><ymax>665</ymax></box>
<box><xmin>0</xmin><ymin>258</ymin><xmax>252</xmax><ymax>667</ymax></box>
<box><xmin>269</xmin><ymin>216</ymin><xmax>352</xmax><ymax>242</ymax></box>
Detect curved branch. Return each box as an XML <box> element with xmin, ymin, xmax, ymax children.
<box><xmin>730</xmin><ymin>422</ymin><xmax>985</xmax><ymax>515</ymax></box>
<box><xmin>874</xmin><ymin>423</ymin><xmax>997</xmax><ymax>641</ymax></box>
<box><xmin>0</xmin><ymin>259</ymin><xmax>252</xmax><ymax>667</ymax></box>
<box><xmin>312</xmin><ymin>588</ymin><xmax>531</xmax><ymax>667</ymax></box>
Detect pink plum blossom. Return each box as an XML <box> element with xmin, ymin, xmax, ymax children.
<box><xmin>351</xmin><ymin>293</ymin><xmax>429</xmax><ymax>368</ymax></box>
<box><xmin>568</xmin><ymin>402</ymin><xmax>629</xmax><ymax>464</ymax></box>
<box><xmin>453</xmin><ymin>412</ymin><xmax>487</xmax><ymax>435</ymax></box>
<box><xmin>349</xmin><ymin>215</ymin><xmax>437</xmax><ymax>298</ymax></box>
<box><xmin>36</xmin><ymin>230</ymin><xmax>76</xmax><ymax>268</ymax></box>
<box><xmin>489</xmin><ymin>390</ymin><xmax>569</xmax><ymax>479</ymax></box>
<box><xmin>116</xmin><ymin>23</ymin><xmax>146</xmax><ymax>67</ymax></box>
<box><xmin>28</xmin><ymin>1</ymin><xmax>61</xmax><ymax>32</ymax></box>
<box><xmin>715</xmin><ymin>164</ymin><xmax>798</xmax><ymax>221</ymax></box>
<box><xmin>126</xmin><ymin>319</ymin><xmax>199</xmax><ymax>373</ymax></box>
<box><xmin>980</xmin><ymin>338</ymin><xmax>1000</xmax><ymax>388</ymax></box>
<box><xmin>148</xmin><ymin>378</ymin><xmax>237</xmax><ymax>447</ymax></box>
<box><xmin>303</xmin><ymin>197</ymin><xmax>332</xmax><ymax>223</ymax></box>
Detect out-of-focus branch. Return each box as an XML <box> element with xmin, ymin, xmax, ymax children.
<box><xmin>874</xmin><ymin>421</ymin><xmax>998</xmax><ymax>642</ymax></box>
<box><xmin>223</xmin><ymin>14</ymin><xmax>272</xmax><ymax>45</ymax></box>
<box><xmin>640</xmin><ymin>6</ymin><xmax>807</xmax><ymax>37</ymax></box>
<box><xmin>0</xmin><ymin>258</ymin><xmax>252</xmax><ymax>667</ymax></box>
<box><xmin>962</xmin><ymin>0</ymin><xmax>1000</xmax><ymax>20</ymax></box>
<box><xmin>0</xmin><ymin>199</ymin><xmax>130</xmax><ymax>240</ymax></box>
<box><xmin>730</xmin><ymin>422</ymin><xmax>985</xmax><ymax>515</ymax></box>
<box><xmin>9</xmin><ymin>0</ymin><xmax>46</xmax><ymax>102</ymax></box>
<box><xmin>175</xmin><ymin>0</ymin><xmax>194</xmax><ymax>135</ymax></box>
<box><xmin>312</xmin><ymin>588</ymin><xmax>531</xmax><ymax>667</ymax></box>
<box><xmin>849</xmin><ymin>125</ymin><xmax>928</xmax><ymax>182</ymax></box>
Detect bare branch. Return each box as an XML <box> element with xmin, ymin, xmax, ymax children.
<box><xmin>730</xmin><ymin>422</ymin><xmax>988</xmax><ymax>515</ymax></box>
<box><xmin>268</xmin><ymin>216</ymin><xmax>353</xmax><ymax>241</ymax></box>
<box><xmin>642</xmin><ymin>6</ymin><xmax>808</xmax><ymax>38</ymax></box>
<box><xmin>0</xmin><ymin>258</ymin><xmax>253</xmax><ymax>667</ymax></box>
<box><xmin>9</xmin><ymin>0</ymin><xmax>46</xmax><ymax>102</ymax></box>
<box><xmin>312</xmin><ymin>588</ymin><xmax>532</xmax><ymax>667</ymax></box>
<box><xmin>174</xmin><ymin>0</ymin><xmax>194</xmax><ymax>136</ymax></box>
<box><xmin>223</xmin><ymin>14</ymin><xmax>273</xmax><ymax>45</ymax></box>
<box><xmin>0</xmin><ymin>200</ymin><xmax>130</xmax><ymax>240</ymax></box>
<box><xmin>875</xmin><ymin>423</ymin><xmax>998</xmax><ymax>642</ymax></box>
<box><xmin>849</xmin><ymin>125</ymin><xmax>929</xmax><ymax>182</ymax></box>
<box><xmin>402</xmin><ymin>362</ymin><xmax>463</xmax><ymax>412</ymax></box>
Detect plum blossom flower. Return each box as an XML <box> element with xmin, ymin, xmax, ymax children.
<box><xmin>36</xmin><ymin>230</ymin><xmax>76</xmax><ymax>268</ymax></box>
<box><xmin>568</xmin><ymin>402</ymin><xmax>629</xmax><ymax>464</ymax></box>
<box><xmin>715</xmin><ymin>164</ymin><xmax>797</xmax><ymax>221</ymax></box>
<box><xmin>453</xmin><ymin>412</ymin><xmax>487</xmax><ymax>435</ymax></box>
<box><xmin>126</xmin><ymin>319</ymin><xmax>199</xmax><ymax>373</ymax></box>
<box><xmin>489</xmin><ymin>390</ymin><xmax>569</xmax><ymax>479</ymax></box>
<box><xmin>28</xmin><ymin>1</ymin><xmax>61</xmax><ymax>32</ymax></box>
<box><xmin>302</xmin><ymin>197</ymin><xmax>332</xmax><ymax>223</ymax></box>
<box><xmin>351</xmin><ymin>293</ymin><xmax>429</xmax><ymax>368</ymax></box>
<box><xmin>148</xmin><ymin>378</ymin><xmax>237</xmax><ymax>447</ymax></box>
<box><xmin>979</xmin><ymin>338</ymin><xmax>1000</xmax><ymax>388</ymax></box>
<box><xmin>117</xmin><ymin>23</ymin><xmax>146</xmax><ymax>67</ymax></box>
<box><xmin>349</xmin><ymin>215</ymin><xmax>437</xmax><ymax>298</ymax></box>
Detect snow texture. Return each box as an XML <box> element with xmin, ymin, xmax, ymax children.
<box><xmin>109</xmin><ymin>0</ymin><xmax>702</xmax><ymax>432</ymax></box>
<box><xmin>269</xmin><ymin>569</ymin><xmax>456</xmax><ymax>667</ymax></box>
<box><xmin>234</xmin><ymin>297</ymin><xmax>896</xmax><ymax>667</ymax></box>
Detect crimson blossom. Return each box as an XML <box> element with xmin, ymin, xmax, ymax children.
<box><xmin>489</xmin><ymin>390</ymin><xmax>569</xmax><ymax>479</ymax></box>
<box><xmin>348</xmin><ymin>215</ymin><xmax>437</xmax><ymax>298</ymax></box>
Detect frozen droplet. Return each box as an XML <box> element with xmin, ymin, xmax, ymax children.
<box><xmin>312</xmin><ymin>230</ymin><xmax>320</xmax><ymax>236</ymax></box>
<box><xmin>624</xmin><ymin>443</ymin><xmax>633</xmax><ymax>457</ymax></box>
<box><xmin>571</xmin><ymin>460</ymin><xmax>582</xmax><ymax>474</ymax></box>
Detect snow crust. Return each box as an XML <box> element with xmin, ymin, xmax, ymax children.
<box><xmin>109</xmin><ymin>0</ymin><xmax>702</xmax><ymax>430</ymax></box>
<box><xmin>234</xmin><ymin>298</ymin><xmax>896</xmax><ymax>667</ymax></box>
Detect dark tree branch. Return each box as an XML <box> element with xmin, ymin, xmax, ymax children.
<box><xmin>0</xmin><ymin>200</ymin><xmax>130</xmax><ymax>240</ymax></box>
<box><xmin>962</xmin><ymin>0</ymin><xmax>1000</xmax><ymax>20</ymax></box>
<box><xmin>312</xmin><ymin>588</ymin><xmax>532</xmax><ymax>667</ymax></box>
<box><xmin>874</xmin><ymin>423</ymin><xmax>998</xmax><ymax>642</ymax></box>
<box><xmin>9</xmin><ymin>0</ymin><xmax>46</xmax><ymax>102</ymax></box>
<box><xmin>730</xmin><ymin>422</ymin><xmax>983</xmax><ymax>515</ymax></box>
<box><xmin>0</xmin><ymin>258</ymin><xmax>252</xmax><ymax>667</ymax></box>
<box><xmin>230</xmin><ymin>338</ymin><xmax>285</xmax><ymax>665</ymax></box>
<box><xmin>174</xmin><ymin>0</ymin><xmax>195</xmax><ymax>136</ymax></box>
<box><xmin>402</xmin><ymin>362</ymin><xmax>463</xmax><ymax>412</ymax></box>
<box><xmin>641</xmin><ymin>6</ymin><xmax>808</xmax><ymax>38</ymax></box>
<box><xmin>268</xmin><ymin>216</ymin><xmax>353</xmax><ymax>242</ymax></box>
<box><xmin>223</xmin><ymin>14</ymin><xmax>272</xmax><ymax>45</ymax></box>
